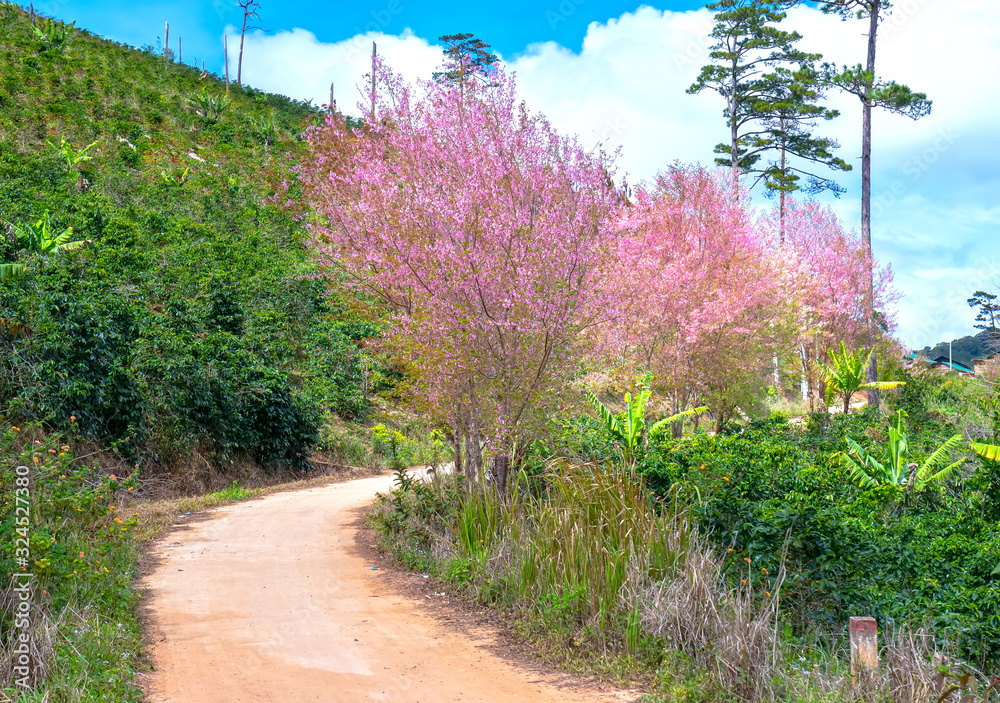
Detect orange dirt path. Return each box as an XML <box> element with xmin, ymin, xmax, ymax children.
<box><xmin>142</xmin><ymin>472</ymin><xmax>635</xmax><ymax>702</ymax></box>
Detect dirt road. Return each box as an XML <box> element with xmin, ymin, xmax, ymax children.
<box><xmin>142</xmin><ymin>473</ymin><xmax>634</xmax><ymax>702</ymax></box>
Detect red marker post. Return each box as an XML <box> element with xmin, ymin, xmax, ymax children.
<box><xmin>849</xmin><ymin>616</ymin><xmax>879</xmax><ymax>679</ymax></box>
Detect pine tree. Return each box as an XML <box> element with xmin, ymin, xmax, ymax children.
<box><xmin>432</xmin><ymin>34</ymin><xmax>498</xmax><ymax>87</ymax></box>
<box><xmin>688</xmin><ymin>0</ymin><xmax>818</xmax><ymax>173</ymax></box>
<box><xmin>798</xmin><ymin>0</ymin><xmax>932</xmax><ymax>408</ymax></box>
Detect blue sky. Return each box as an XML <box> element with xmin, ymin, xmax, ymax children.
<box><xmin>33</xmin><ymin>0</ymin><xmax>707</xmax><ymax>60</ymax></box>
<box><xmin>23</xmin><ymin>0</ymin><xmax>1000</xmax><ymax>349</ymax></box>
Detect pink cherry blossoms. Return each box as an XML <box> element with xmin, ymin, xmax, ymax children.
<box><xmin>299</xmin><ymin>63</ymin><xmax>899</xmax><ymax>467</ymax></box>
<box><xmin>299</xmin><ymin>64</ymin><xmax>619</xmax><ymax>479</ymax></box>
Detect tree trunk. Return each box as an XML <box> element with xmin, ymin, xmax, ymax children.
<box><xmin>453</xmin><ymin>421</ymin><xmax>463</xmax><ymax>478</ymax></box>
<box><xmin>863</xmin><ymin>0</ymin><xmax>881</xmax><ymax>409</ymax></box>
<box><xmin>730</xmin><ymin>57</ymin><xmax>740</xmax><ymax>173</ymax></box>
<box><xmin>492</xmin><ymin>453</ymin><xmax>510</xmax><ymax>495</ymax></box>
<box><xmin>237</xmin><ymin>13</ymin><xmax>248</xmax><ymax>85</ymax></box>
<box><xmin>779</xmin><ymin>128</ymin><xmax>787</xmax><ymax>244</ymax></box>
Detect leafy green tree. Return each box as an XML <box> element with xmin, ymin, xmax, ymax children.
<box><xmin>839</xmin><ymin>410</ymin><xmax>964</xmax><ymax>492</ymax></box>
<box><xmin>688</xmin><ymin>0</ymin><xmax>827</xmax><ymax>176</ymax></box>
<box><xmin>818</xmin><ymin>342</ymin><xmax>904</xmax><ymax>414</ymax></box>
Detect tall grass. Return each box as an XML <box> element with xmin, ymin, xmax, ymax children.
<box><xmin>502</xmin><ymin>464</ymin><xmax>688</xmax><ymax>642</ymax></box>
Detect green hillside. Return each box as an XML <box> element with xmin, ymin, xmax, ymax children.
<box><xmin>920</xmin><ymin>330</ymin><xmax>998</xmax><ymax>367</ymax></box>
<box><xmin>0</xmin><ymin>5</ymin><xmax>376</xmax><ymax>470</ymax></box>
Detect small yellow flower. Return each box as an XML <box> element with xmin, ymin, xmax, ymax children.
<box><xmin>128</xmin><ymin>487</ymin><xmax>134</xmax><ymax>491</ymax></box>
<box><xmin>70</xmin><ymin>415</ymin><xmax>76</xmax><ymax>421</ymax></box>
<box><xmin>727</xmin><ymin>548</ymin><xmax>733</xmax><ymax>553</ymax></box>
<box><xmin>722</xmin><ymin>476</ymin><xmax>730</xmax><ymax>482</ymax></box>
<box><xmin>11</xmin><ymin>427</ymin><xmax>19</xmax><ymax>432</ymax></box>
<box><xmin>134</xmin><ymin>513</ymin><xmax>140</xmax><ymax>517</ymax></box>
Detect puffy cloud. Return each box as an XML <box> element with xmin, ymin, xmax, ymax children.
<box><xmin>239</xmin><ymin>0</ymin><xmax>1000</xmax><ymax>348</ymax></box>
<box><xmin>236</xmin><ymin>26</ymin><xmax>443</xmax><ymax>112</ymax></box>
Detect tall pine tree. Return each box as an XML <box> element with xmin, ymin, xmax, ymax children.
<box><xmin>689</xmin><ymin>0</ymin><xmax>849</xmax><ymax>221</ymax></box>
<box><xmin>798</xmin><ymin>0</ymin><xmax>931</xmax><ymax>407</ymax></box>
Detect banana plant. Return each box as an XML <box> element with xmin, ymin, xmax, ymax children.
<box><xmin>972</xmin><ymin>443</ymin><xmax>1000</xmax><ymax>462</ymax></box>
<box><xmin>188</xmin><ymin>87</ymin><xmax>232</xmax><ymax>124</ymax></box>
<box><xmin>33</xmin><ymin>19</ymin><xmax>74</xmax><ymax>52</ymax></box>
<box><xmin>47</xmin><ymin>136</ymin><xmax>98</xmax><ymax>170</ymax></box>
<box><xmin>587</xmin><ymin>389</ymin><xmax>706</xmax><ymax>468</ymax></box>
<box><xmin>838</xmin><ymin>410</ymin><xmax>965</xmax><ymax>492</ymax></box>
<box><xmin>818</xmin><ymin>342</ymin><xmax>905</xmax><ymax>414</ymax></box>
<box><xmin>1</xmin><ymin>211</ymin><xmax>87</xmax><ymax>281</ymax></box>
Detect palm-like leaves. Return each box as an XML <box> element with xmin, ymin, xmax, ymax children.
<box><xmin>587</xmin><ymin>389</ymin><xmax>706</xmax><ymax>468</ymax></box>
<box><xmin>972</xmin><ymin>443</ymin><xmax>1000</xmax><ymax>462</ymax></box>
<box><xmin>818</xmin><ymin>342</ymin><xmax>905</xmax><ymax>414</ymax></box>
<box><xmin>838</xmin><ymin>410</ymin><xmax>965</xmax><ymax>492</ymax></box>
<box><xmin>11</xmin><ymin>211</ymin><xmax>86</xmax><ymax>256</ymax></box>
<box><xmin>1</xmin><ymin>212</ymin><xmax>85</xmax><ymax>339</ymax></box>
<box><xmin>587</xmin><ymin>389</ymin><xmax>650</xmax><ymax>468</ymax></box>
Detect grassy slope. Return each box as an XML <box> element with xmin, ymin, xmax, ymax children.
<box><xmin>0</xmin><ymin>5</ymin><xmax>379</xmax><ymax>469</ymax></box>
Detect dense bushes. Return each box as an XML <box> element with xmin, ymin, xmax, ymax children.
<box><xmin>516</xmin><ymin>378</ymin><xmax>1000</xmax><ymax>672</ymax></box>
<box><xmin>0</xmin><ymin>5</ymin><xmax>382</xmax><ymax>470</ymax></box>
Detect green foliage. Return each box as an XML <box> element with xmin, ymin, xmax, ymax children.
<box><xmin>0</xmin><ymin>4</ymin><xmax>380</xmax><ymax>471</ymax></box>
<box><xmin>0</xmin><ymin>425</ymin><xmax>143</xmax><ymax>700</ymax></box>
<box><xmin>586</xmin><ymin>389</ymin><xmax>706</xmax><ymax>468</ymax></box>
<box><xmin>31</xmin><ymin>18</ymin><xmax>74</xmax><ymax>53</ymax></box>
<box><xmin>819</xmin><ymin>342</ymin><xmax>905</xmax><ymax>413</ymax></box>
<box><xmin>1</xmin><ymin>210</ymin><xmax>87</xmax><ymax>281</ymax></box>
<box><xmin>639</xmin><ymin>413</ymin><xmax>1000</xmax><ymax>671</ymax></box>
<box><xmin>47</xmin><ymin>135</ymin><xmax>97</xmax><ymax>169</ymax></box>
<box><xmin>838</xmin><ymin>410</ymin><xmax>965</xmax><ymax>492</ymax></box>
<box><xmin>187</xmin><ymin>87</ymin><xmax>232</xmax><ymax>125</ymax></box>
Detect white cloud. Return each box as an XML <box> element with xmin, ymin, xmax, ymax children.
<box><xmin>238</xmin><ymin>0</ymin><xmax>1000</xmax><ymax>349</ymax></box>
<box><xmin>236</xmin><ymin>27</ymin><xmax>443</xmax><ymax>112</ymax></box>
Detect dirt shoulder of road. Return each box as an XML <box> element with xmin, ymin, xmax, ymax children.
<box><xmin>353</xmin><ymin>508</ymin><xmax>642</xmax><ymax>701</ymax></box>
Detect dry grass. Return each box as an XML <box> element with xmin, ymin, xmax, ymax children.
<box><xmin>639</xmin><ymin>534</ymin><xmax>782</xmax><ymax>702</ymax></box>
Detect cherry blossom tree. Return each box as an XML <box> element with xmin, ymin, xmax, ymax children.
<box><xmin>299</xmin><ymin>63</ymin><xmax>619</xmax><ymax>487</ymax></box>
<box><xmin>607</xmin><ymin>165</ymin><xmax>786</xmax><ymax>433</ymax></box>
<box><xmin>763</xmin><ymin>198</ymin><xmax>897</xmax><ymax>410</ymax></box>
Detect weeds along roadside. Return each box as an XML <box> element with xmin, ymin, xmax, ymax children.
<box><xmin>368</xmin><ymin>462</ymin><xmax>990</xmax><ymax>703</ymax></box>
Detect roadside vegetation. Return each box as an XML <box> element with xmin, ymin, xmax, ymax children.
<box><xmin>371</xmin><ymin>366</ymin><xmax>1000</xmax><ymax>702</ymax></box>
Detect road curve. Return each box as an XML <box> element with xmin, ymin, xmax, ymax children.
<box><xmin>142</xmin><ymin>473</ymin><xmax>633</xmax><ymax>702</ymax></box>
